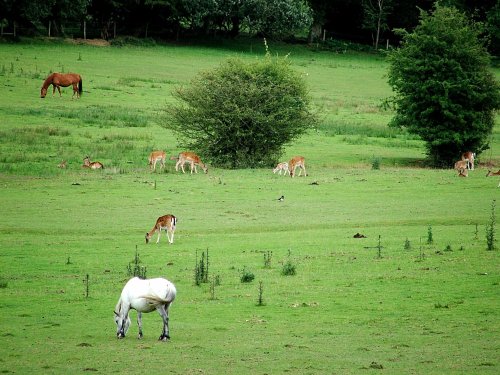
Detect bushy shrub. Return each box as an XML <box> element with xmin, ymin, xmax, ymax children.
<box><xmin>386</xmin><ymin>5</ymin><xmax>500</xmax><ymax>167</ymax></box>
<box><xmin>167</xmin><ymin>47</ymin><xmax>316</xmax><ymax>168</ymax></box>
<box><xmin>240</xmin><ymin>268</ymin><xmax>255</xmax><ymax>283</ymax></box>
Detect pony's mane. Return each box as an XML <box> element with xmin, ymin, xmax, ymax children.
<box><xmin>114</xmin><ymin>298</ymin><xmax>123</xmax><ymax>314</ymax></box>
<box><xmin>42</xmin><ymin>73</ymin><xmax>55</xmax><ymax>89</ymax></box>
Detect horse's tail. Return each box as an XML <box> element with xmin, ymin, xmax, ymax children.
<box><xmin>78</xmin><ymin>78</ymin><xmax>83</xmax><ymax>96</ymax></box>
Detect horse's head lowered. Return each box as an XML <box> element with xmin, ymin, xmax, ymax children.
<box><xmin>114</xmin><ymin>309</ymin><xmax>131</xmax><ymax>338</ymax></box>
<box><xmin>40</xmin><ymin>87</ymin><xmax>48</xmax><ymax>98</ymax></box>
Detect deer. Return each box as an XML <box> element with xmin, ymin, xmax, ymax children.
<box><xmin>58</xmin><ymin>160</ymin><xmax>67</xmax><ymax>169</ymax></box>
<box><xmin>461</xmin><ymin>151</ymin><xmax>476</xmax><ymax>170</ymax></box>
<box><xmin>171</xmin><ymin>152</ymin><xmax>208</xmax><ymax>174</ymax></box>
<box><xmin>454</xmin><ymin>160</ymin><xmax>468</xmax><ymax>177</ymax></box>
<box><xmin>288</xmin><ymin>156</ymin><xmax>307</xmax><ymax>178</ymax></box>
<box><xmin>82</xmin><ymin>156</ymin><xmax>104</xmax><ymax>169</ymax></box>
<box><xmin>148</xmin><ymin>151</ymin><xmax>166</xmax><ymax>172</ymax></box>
<box><xmin>273</xmin><ymin>162</ymin><xmax>289</xmax><ymax>176</ymax></box>
<box><xmin>486</xmin><ymin>169</ymin><xmax>500</xmax><ymax>187</ymax></box>
<box><xmin>145</xmin><ymin>215</ymin><xmax>177</xmax><ymax>244</ymax></box>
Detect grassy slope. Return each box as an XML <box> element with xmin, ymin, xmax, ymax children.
<box><xmin>0</xmin><ymin>40</ymin><xmax>499</xmax><ymax>374</ymax></box>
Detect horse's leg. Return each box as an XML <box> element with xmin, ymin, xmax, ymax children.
<box><xmin>118</xmin><ymin>311</ymin><xmax>129</xmax><ymax>339</ymax></box>
<box><xmin>52</xmin><ymin>85</ymin><xmax>56</xmax><ymax>97</ymax></box>
<box><xmin>57</xmin><ymin>86</ymin><xmax>62</xmax><ymax>97</ymax></box>
<box><xmin>137</xmin><ymin>312</ymin><xmax>143</xmax><ymax>339</ymax></box>
<box><xmin>72</xmin><ymin>83</ymin><xmax>79</xmax><ymax>99</ymax></box>
<box><xmin>157</xmin><ymin>304</ymin><xmax>170</xmax><ymax>341</ymax></box>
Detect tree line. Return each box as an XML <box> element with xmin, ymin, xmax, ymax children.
<box><xmin>1</xmin><ymin>1</ymin><xmax>498</xmax><ymax>53</ymax></box>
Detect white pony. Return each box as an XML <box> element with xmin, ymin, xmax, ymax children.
<box><xmin>114</xmin><ymin>277</ymin><xmax>176</xmax><ymax>341</ymax></box>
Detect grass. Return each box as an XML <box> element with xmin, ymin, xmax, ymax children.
<box><xmin>0</xmin><ymin>38</ymin><xmax>499</xmax><ymax>374</ymax></box>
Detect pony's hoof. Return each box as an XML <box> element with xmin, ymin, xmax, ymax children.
<box><xmin>158</xmin><ymin>335</ymin><xmax>170</xmax><ymax>342</ymax></box>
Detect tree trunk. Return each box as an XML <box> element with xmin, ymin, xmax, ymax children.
<box><xmin>229</xmin><ymin>16</ymin><xmax>240</xmax><ymax>38</ymax></box>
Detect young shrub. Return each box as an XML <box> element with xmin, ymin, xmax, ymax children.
<box><xmin>240</xmin><ymin>267</ymin><xmax>255</xmax><ymax>283</ymax></box>
<box><xmin>404</xmin><ymin>238</ymin><xmax>411</xmax><ymax>250</ymax></box>
<box><xmin>167</xmin><ymin>46</ymin><xmax>317</xmax><ymax>168</ymax></box>
<box><xmin>257</xmin><ymin>281</ymin><xmax>265</xmax><ymax>306</ymax></box>
<box><xmin>281</xmin><ymin>260</ymin><xmax>296</xmax><ymax>276</ymax></box>
<box><xmin>486</xmin><ymin>200</ymin><xmax>496</xmax><ymax>251</ymax></box>
<box><xmin>427</xmin><ymin>225</ymin><xmax>433</xmax><ymax>245</ymax></box>
<box><xmin>263</xmin><ymin>250</ymin><xmax>272</xmax><ymax>268</ymax></box>
<box><xmin>127</xmin><ymin>247</ymin><xmax>147</xmax><ymax>279</ymax></box>
<box><xmin>282</xmin><ymin>249</ymin><xmax>297</xmax><ymax>276</ymax></box>
<box><xmin>371</xmin><ymin>156</ymin><xmax>381</xmax><ymax>170</ymax></box>
<box><xmin>194</xmin><ymin>249</ymin><xmax>210</xmax><ymax>286</ymax></box>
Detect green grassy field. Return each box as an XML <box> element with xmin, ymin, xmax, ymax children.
<box><xmin>0</xmin><ymin>39</ymin><xmax>499</xmax><ymax>374</ymax></box>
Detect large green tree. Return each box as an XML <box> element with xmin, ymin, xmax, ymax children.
<box><xmin>166</xmin><ymin>50</ymin><xmax>316</xmax><ymax>169</ymax></box>
<box><xmin>386</xmin><ymin>4</ymin><xmax>500</xmax><ymax>167</ymax></box>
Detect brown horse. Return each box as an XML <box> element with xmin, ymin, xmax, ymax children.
<box><xmin>41</xmin><ymin>73</ymin><xmax>82</xmax><ymax>99</ymax></box>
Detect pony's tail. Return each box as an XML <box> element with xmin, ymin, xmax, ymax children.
<box><xmin>78</xmin><ymin>79</ymin><xmax>83</xmax><ymax>96</ymax></box>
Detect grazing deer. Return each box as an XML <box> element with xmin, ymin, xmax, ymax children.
<box><xmin>273</xmin><ymin>162</ymin><xmax>289</xmax><ymax>176</ymax></box>
<box><xmin>461</xmin><ymin>151</ymin><xmax>476</xmax><ymax>170</ymax></box>
<box><xmin>148</xmin><ymin>151</ymin><xmax>166</xmax><ymax>172</ymax></box>
<box><xmin>58</xmin><ymin>160</ymin><xmax>67</xmax><ymax>169</ymax></box>
<box><xmin>82</xmin><ymin>156</ymin><xmax>104</xmax><ymax>169</ymax></box>
<box><xmin>145</xmin><ymin>215</ymin><xmax>177</xmax><ymax>244</ymax></box>
<box><xmin>454</xmin><ymin>160</ymin><xmax>468</xmax><ymax>177</ymax></box>
<box><xmin>171</xmin><ymin>152</ymin><xmax>208</xmax><ymax>174</ymax></box>
<box><xmin>486</xmin><ymin>169</ymin><xmax>500</xmax><ymax>187</ymax></box>
<box><xmin>288</xmin><ymin>156</ymin><xmax>307</xmax><ymax>178</ymax></box>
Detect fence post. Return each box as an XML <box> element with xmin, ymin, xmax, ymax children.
<box><xmin>83</xmin><ymin>20</ymin><xmax>86</xmax><ymax>40</ymax></box>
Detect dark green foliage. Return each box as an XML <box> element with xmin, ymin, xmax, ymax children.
<box><xmin>167</xmin><ymin>51</ymin><xmax>316</xmax><ymax>168</ymax></box>
<box><xmin>386</xmin><ymin>5</ymin><xmax>500</xmax><ymax>167</ymax></box>
<box><xmin>486</xmin><ymin>200</ymin><xmax>496</xmax><ymax>251</ymax></box>
<box><xmin>434</xmin><ymin>302</ymin><xmax>449</xmax><ymax>309</ymax></box>
<box><xmin>83</xmin><ymin>274</ymin><xmax>89</xmax><ymax>298</ymax></box>
<box><xmin>281</xmin><ymin>249</ymin><xmax>297</xmax><ymax>276</ymax></box>
<box><xmin>240</xmin><ymin>267</ymin><xmax>255</xmax><ymax>283</ymax></box>
<box><xmin>195</xmin><ymin>249</ymin><xmax>210</xmax><ymax>286</ymax></box>
<box><xmin>371</xmin><ymin>156</ymin><xmax>381</xmax><ymax>170</ymax></box>
<box><xmin>263</xmin><ymin>250</ymin><xmax>272</xmax><ymax>268</ymax></box>
<box><xmin>257</xmin><ymin>281</ymin><xmax>265</xmax><ymax>306</ymax></box>
<box><xmin>127</xmin><ymin>248</ymin><xmax>147</xmax><ymax>279</ymax></box>
<box><xmin>281</xmin><ymin>260</ymin><xmax>296</xmax><ymax>276</ymax></box>
<box><xmin>404</xmin><ymin>238</ymin><xmax>411</xmax><ymax>250</ymax></box>
<box><xmin>427</xmin><ymin>225</ymin><xmax>433</xmax><ymax>245</ymax></box>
